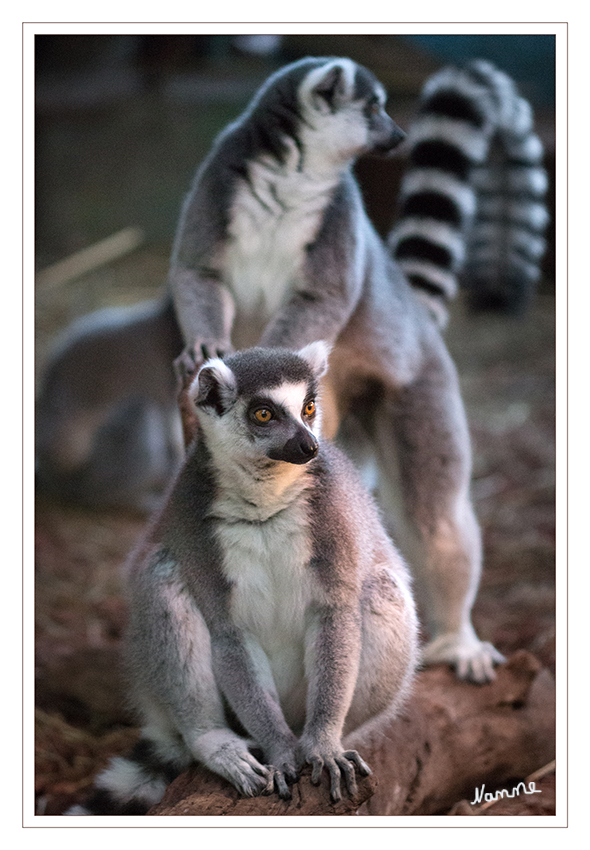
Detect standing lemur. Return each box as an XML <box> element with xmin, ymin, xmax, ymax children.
<box><xmin>35</xmin><ymin>57</ymin><xmax>547</xmax><ymax>524</ymax></box>
<box><xmin>67</xmin><ymin>343</ymin><xmax>419</xmax><ymax>814</ymax></box>
<box><xmin>165</xmin><ymin>55</ymin><xmax>549</xmax><ymax>683</ymax></box>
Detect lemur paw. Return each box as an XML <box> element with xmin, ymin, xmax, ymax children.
<box><xmin>173</xmin><ymin>349</ymin><xmax>199</xmax><ymax>393</ymax></box>
<box><xmin>262</xmin><ymin>745</ymin><xmax>299</xmax><ymax>799</ymax></box>
<box><xmin>174</xmin><ymin>340</ymin><xmax>233</xmax><ymax>390</ymax></box>
<box><xmin>297</xmin><ymin>739</ymin><xmax>371</xmax><ymax>802</ymax></box>
<box><xmin>210</xmin><ymin>742</ymin><xmax>273</xmax><ymax>798</ymax></box>
<box><xmin>174</xmin><ymin>341</ymin><xmax>234</xmax><ymax>449</ymax></box>
<box><xmin>421</xmin><ymin>632</ymin><xmax>506</xmax><ymax>683</ymax></box>
<box><xmin>264</xmin><ymin>761</ymin><xmax>299</xmax><ymax>800</ymax></box>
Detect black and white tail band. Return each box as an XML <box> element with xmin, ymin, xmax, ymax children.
<box><xmin>389</xmin><ymin>59</ymin><xmax>549</xmax><ymax>324</ymax></box>
<box><xmin>64</xmin><ymin>737</ymin><xmax>182</xmax><ymax>816</ymax></box>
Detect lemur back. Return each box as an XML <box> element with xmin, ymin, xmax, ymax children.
<box><xmin>66</xmin><ymin>343</ymin><xmax>418</xmax><ymax>815</ymax></box>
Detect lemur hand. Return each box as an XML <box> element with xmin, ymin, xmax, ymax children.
<box><xmin>297</xmin><ymin>735</ymin><xmax>371</xmax><ymax>802</ymax></box>
<box><xmin>173</xmin><ymin>341</ymin><xmax>234</xmax><ymax>450</ymax></box>
<box><xmin>263</xmin><ymin>742</ymin><xmax>299</xmax><ymax>800</ymax></box>
<box><xmin>174</xmin><ymin>340</ymin><xmax>234</xmax><ymax>389</ymax></box>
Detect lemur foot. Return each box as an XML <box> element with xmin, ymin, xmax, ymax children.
<box><xmin>421</xmin><ymin>631</ymin><xmax>506</xmax><ymax>683</ymax></box>
<box><xmin>298</xmin><ymin>738</ymin><xmax>371</xmax><ymax>802</ymax></box>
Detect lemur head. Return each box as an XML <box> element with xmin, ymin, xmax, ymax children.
<box><xmin>190</xmin><ymin>343</ymin><xmax>329</xmax><ymax>469</ymax></box>
<box><xmin>248</xmin><ymin>57</ymin><xmax>405</xmax><ymax>166</ymax></box>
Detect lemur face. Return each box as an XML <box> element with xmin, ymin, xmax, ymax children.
<box><xmin>243</xmin><ymin>381</ymin><xmax>319</xmax><ymax>465</ymax></box>
<box><xmin>297</xmin><ymin>58</ymin><xmax>406</xmax><ymax>159</ymax></box>
<box><xmin>191</xmin><ymin>343</ymin><xmax>329</xmax><ymax>468</ymax></box>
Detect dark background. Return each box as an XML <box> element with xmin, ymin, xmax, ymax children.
<box><xmin>35</xmin><ymin>33</ymin><xmax>555</xmax><ymax>264</ymax></box>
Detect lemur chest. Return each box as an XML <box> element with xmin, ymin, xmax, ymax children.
<box><xmin>214</xmin><ymin>499</ymin><xmax>318</xmax><ymax>716</ymax></box>
<box><xmin>223</xmin><ymin>160</ymin><xmax>336</xmax><ymax>336</ymax></box>
<box><xmin>216</xmin><ymin>502</ymin><xmax>315</xmax><ymax>643</ymax></box>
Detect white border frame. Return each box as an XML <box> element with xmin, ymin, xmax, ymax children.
<box><xmin>21</xmin><ymin>19</ymin><xmax>569</xmax><ymax>842</ymax></box>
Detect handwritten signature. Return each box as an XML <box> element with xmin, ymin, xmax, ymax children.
<box><xmin>471</xmin><ymin>781</ymin><xmax>542</xmax><ymax>805</ymax></box>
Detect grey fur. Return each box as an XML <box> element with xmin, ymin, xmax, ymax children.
<box><xmin>167</xmin><ymin>56</ymin><xmax>504</xmax><ymax>682</ymax></box>
<box><xmin>36</xmin><ymin>57</ymin><xmax>544</xmax><ymax>514</ymax></box>
<box><xmin>68</xmin><ymin>344</ymin><xmax>418</xmax><ymax>814</ymax></box>
<box><xmin>35</xmin><ymin>295</ymin><xmax>184</xmax><ymax>512</ymax></box>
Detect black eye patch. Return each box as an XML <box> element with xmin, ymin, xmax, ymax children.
<box><xmin>364</xmin><ymin>96</ymin><xmax>383</xmax><ymax>119</ymax></box>
<box><xmin>247</xmin><ymin>398</ymin><xmax>283</xmax><ymax>425</ymax></box>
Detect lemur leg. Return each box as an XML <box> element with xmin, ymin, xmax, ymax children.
<box><xmin>37</xmin><ymin>398</ymin><xmax>180</xmax><ymax>513</ymax></box>
<box><xmin>345</xmin><ymin>564</ymin><xmax>419</xmax><ymax>736</ymax></box>
<box><xmin>128</xmin><ymin>557</ymin><xmax>273</xmax><ymax>798</ymax></box>
<box><xmin>372</xmin><ymin>349</ymin><xmax>504</xmax><ymax>683</ymax></box>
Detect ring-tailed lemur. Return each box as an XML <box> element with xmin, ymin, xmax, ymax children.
<box><xmin>66</xmin><ymin>343</ymin><xmax>418</xmax><ymax>815</ymax></box>
<box><xmin>35</xmin><ymin>57</ymin><xmax>547</xmax><ymax>521</ymax></box>
<box><xmin>167</xmin><ymin>55</ymin><xmax>533</xmax><ymax>682</ymax></box>
<box><xmin>389</xmin><ymin>59</ymin><xmax>549</xmax><ymax>322</ymax></box>
<box><xmin>35</xmin><ymin>294</ymin><xmax>185</xmax><ymax>513</ymax></box>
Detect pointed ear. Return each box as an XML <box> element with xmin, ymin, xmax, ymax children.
<box><xmin>191</xmin><ymin>359</ymin><xmax>237</xmax><ymax>416</ymax></box>
<box><xmin>298</xmin><ymin>341</ymin><xmax>331</xmax><ymax>379</ymax></box>
<box><xmin>312</xmin><ymin>64</ymin><xmax>346</xmax><ymax>110</ymax></box>
<box><xmin>305</xmin><ymin>60</ymin><xmax>355</xmax><ymax>112</ymax></box>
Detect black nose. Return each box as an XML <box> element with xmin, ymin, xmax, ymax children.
<box><xmin>297</xmin><ymin>433</ymin><xmax>319</xmax><ymax>460</ymax></box>
<box><xmin>372</xmin><ymin>115</ymin><xmax>406</xmax><ymax>153</ymax></box>
<box><xmin>267</xmin><ymin>432</ymin><xmax>319</xmax><ymax>465</ymax></box>
<box><xmin>389</xmin><ymin>122</ymin><xmax>406</xmax><ymax>147</ymax></box>
<box><xmin>286</xmin><ymin>432</ymin><xmax>319</xmax><ymax>464</ymax></box>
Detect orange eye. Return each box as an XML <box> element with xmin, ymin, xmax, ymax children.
<box><xmin>254</xmin><ymin>408</ymin><xmax>273</xmax><ymax>423</ymax></box>
<box><xmin>303</xmin><ymin>400</ymin><xmax>316</xmax><ymax>418</ymax></box>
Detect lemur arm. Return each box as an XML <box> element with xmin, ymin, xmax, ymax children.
<box><xmin>174</xmin><ymin>493</ymin><xmax>299</xmax><ymax>797</ymax></box>
<box><xmin>169</xmin><ymin>265</ymin><xmax>235</xmax><ymax>353</ymax></box>
<box><xmin>169</xmin><ymin>264</ymin><xmax>235</xmax><ymax>452</ymax></box>
<box><xmin>168</xmin><ymin>167</ymin><xmax>236</xmax><ymax>352</ymax></box>
<box><xmin>173</xmin><ymin>501</ymin><xmax>296</xmax><ymax>794</ymax></box>
<box><xmin>297</xmin><ymin>452</ymin><xmax>372</xmax><ymax>800</ymax></box>
<box><xmin>208</xmin><ymin>623</ymin><xmax>299</xmax><ymax>795</ymax></box>
<box><xmin>299</xmin><ymin>602</ymin><xmax>370</xmax><ymax>801</ymax></box>
<box><xmin>259</xmin><ymin>178</ymin><xmax>367</xmax><ymax>349</ymax></box>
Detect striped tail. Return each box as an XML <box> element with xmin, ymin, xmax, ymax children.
<box><xmin>389</xmin><ymin>59</ymin><xmax>549</xmax><ymax>326</ymax></box>
<box><xmin>64</xmin><ymin>737</ymin><xmax>184</xmax><ymax>816</ymax></box>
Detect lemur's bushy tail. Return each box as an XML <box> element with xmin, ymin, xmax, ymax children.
<box><xmin>389</xmin><ymin>59</ymin><xmax>549</xmax><ymax>326</ymax></box>
<box><xmin>64</xmin><ymin>737</ymin><xmax>184</xmax><ymax>816</ymax></box>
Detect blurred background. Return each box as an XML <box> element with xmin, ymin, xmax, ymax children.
<box><xmin>35</xmin><ymin>32</ymin><xmax>556</xmax><ymax>369</ymax></box>
<box><xmin>33</xmin><ymin>33</ymin><xmax>557</xmax><ymax>816</ymax></box>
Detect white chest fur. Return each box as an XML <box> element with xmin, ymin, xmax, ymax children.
<box><xmin>214</xmin><ymin>497</ymin><xmax>316</xmax><ymax>719</ymax></box>
<box><xmin>224</xmin><ymin>151</ymin><xmax>338</xmax><ymax>335</ymax></box>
